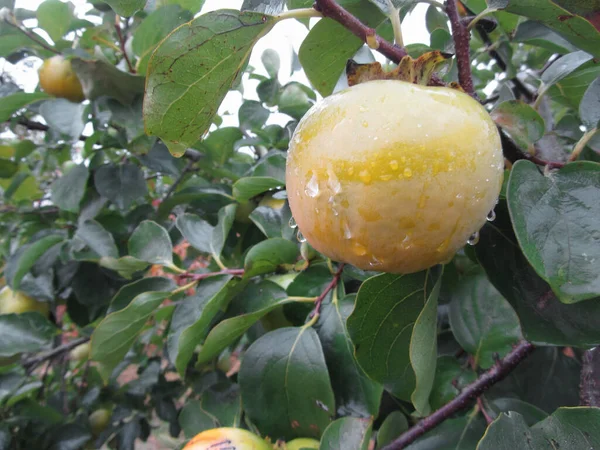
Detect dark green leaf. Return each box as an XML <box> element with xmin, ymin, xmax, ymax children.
<box><xmin>429</xmin><ymin>356</ymin><xmax>477</xmax><ymax>411</ymax></box>
<box><xmin>239</xmin><ymin>327</ymin><xmax>335</xmax><ymax>440</ymax></box>
<box><xmin>176</xmin><ymin>213</ymin><xmax>214</xmax><ymax>254</ymax></box>
<box><xmin>0</xmin><ymin>313</ymin><xmax>57</xmax><ymax>358</ymax></box>
<box><xmin>244</xmin><ymin>237</ymin><xmax>299</xmax><ymax>278</ymax></box>
<box><xmin>508</xmin><ymin>160</ymin><xmax>600</xmax><ymax>303</ymax></box>
<box><xmin>233</xmin><ymin>176</ymin><xmax>284</xmax><ymax>202</ymax></box>
<box><xmin>0</xmin><ymin>92</ymin><xmax>51</xmax><ymax>122</ymax></box>
<box><xmin>491</xmin><ymin>100</ymin><xmax>544</xmax><ymax>150</ymax></box>
<box><xmin>74</xmin><ymin>220</ymin><xmax>119</xmax><ymax>260</ymax></box>
<box><xmin>108</xmin><ymin>277</ymin><xmax>176</xmax><ymax>314</ymax></box>
<box><xmin>541</xmin><ymin>50</ymin><xmax>594</xmax><ymax>87</ymax></box>
<box><xmin>8</xmin><ymin>234</ymin><xmax>64</xmax><ymax>290</ymax></box>
<box><xmin>0</xmin><ymin>158</ymin><xmax>18</xmax><ymax>178</ymax></box>
<box><xmin>51</xmin><ymin>164</ymin><xmax>89</xmax><ymax>213</ymax></box>
<box><xmin>199</xmin><ymin>127</ymin><xmax>244</xmax><ymax>165</ymax></box>
<box><xmin>143</xmin><ymin>10</ymin><xmax>276</xmax><ymax>155</ymax></box>
<box><xmin>39</xmin><ymin>99</ymin><xmax>85</xmax><ymax>140</ymax></box>
<box><xmin>239</xmin><ymin>100</ymin><xmax>269</xmax><ymax>130</ymax></box>
<box><xmin>315</xmin><ymin>295</ymin><xmax>383</xmax><ymax>417</ymax></box>
<box><xmin>320</xmin><ymin>417</ymin><xmax>372</xmax><ymax>450</ymax></box>
<box><xmin>278</xmin><ymin>82</ymin><xmax>315</xmax><ymax>120</ymax></box>
<box><xmin>167</xmin><ymin>276</ymin><xmax>238</xmax><ymax>375</ymax></box>
<box><xmin>101</xmin><ymin>0</ymin><xmax>145</xmax><ymax>17</ymax></box>
<box><xmin>94</xmin><ymin>163</ymin><xmax>148</xmax><ymax>210</ymax></box>
<box><xmin>580</xmin><ymin>76</ymin><xmax>600</xmax><ymax>129</ymax></box>
<box><xmin>99</xmin><ymin>256</ymin><xmax>150</xmax><ymax>280</ymax></box>
<box><xmin>376</xmin><ymin>412</ymin><xmax>408</xmax><ymax>449</ymax></box>
<box><xmin>128</xmin><ymin>221</ymin><xmax>173</xmax><ymax>266</ymax></box>
<box><xmin>404</xmin><ymin>415</ymin><xmax>486</xmax><ymax>449</ymax></box>
<box><xmin>212</xmin><ymin>203</ymin><xmax>237</xmax><ymax>262</ymax></box>
<box><xmin>347</xmin><ymin>268</ymin><xmax>442</xmax><ymax>416</ymax></box>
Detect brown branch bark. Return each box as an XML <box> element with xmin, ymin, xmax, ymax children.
<box><xmin>23</xmin><ymin>336</ymin><xmax>90</xmax><ymax>372</ymax></box>
<box><xmin>115</xmin><ymin>19</ymin><xmax>136</xmax><ymax>74</ymax></box>
<box><xmin>382</xmin><ymin>341</ymin><xmax>535</xmax><ymax>450</ymax></box>
<box><xmin>580</xmin><ymin>347</ymin><xmax>600</xmax><ymax>407</ymax></box>
<box><xmin>446</xmin><ymin>0</ymin><xmax>474</xmax><ymax>95</ymax></box>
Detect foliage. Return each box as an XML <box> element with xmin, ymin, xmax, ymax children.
<box><xmin>0</xmin><ymin>0</ymin><xmax>599</xmax><ymax>449</ymax></box>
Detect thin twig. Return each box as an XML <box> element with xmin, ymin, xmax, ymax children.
<box><xmin>23</xmin><ymin>336</ymin><xmax>90</xmax><ymax>372</ymax></box>
<box><xmin>114</xmin><ymin>19</ymin><xmax>135</xmax><ymax>74</ymax></box>
<box><xmin>178</xmin><ymin>268</ymin><xmax>245</xmax><ymax>281</ymax></box>
<box><xmin>311</xmin><ymin>263</ymin><xmax>345</xmax><ymax>317</ymax></box>
<box><xmin>382</xmin><ymin>341</ymin><xmax>535</xmax><ymax>449</ymax></box>
<box><xmin>500</xmin><ymin>130</ymin><xmax>566</xmax><ymax>169</ymax></box>
<box><xmin>3</xmin><ymin>18</ymin><xmax>60</xmax><ymax>55</ymax></box>
<box><xmin>164</xmin><ymin>160</ymin><xmax>194</xmax><ymax>200</ymax></box>
<box><xmin>14</xmin><ymin>117</ymin><xmax>90</xmax><ymax>141</ymax></box>
<box><xmin>446</xmin><ymin>0</ymin><xmax>474</xmax><ymax>95</ymax></box>
<box><xmin>477</xmin><ymin>397</ymin><xmax>494</xmax><ymax>425</ymax></box>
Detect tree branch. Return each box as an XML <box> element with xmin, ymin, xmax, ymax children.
<box><xmin>580</xmin><ymin>347</ymin><xmax>600</xmax><ymax>407</ymax></box>
<box><xmin>311</xmin><ymin>263</ymin><xmax>344</xmax><ymax>316</ymax></box>
<box><xmin>163</xmin><ymin>160</ymin><xmax>195</xmax><ymax>200</ymax></box>
<box><xmin>178</xmin><ymin>268</ymin><xmax>245</xmax><ymax>281</ymax></box>
<box><xmin>14</xmin><ymin>117</ymin><xmax>90</xmax><ymax>141</ymax></box>
<box><xmin>2</xmin><ymin>17</ymin><xmax>61</xmax><ymax>55</ymax></box>
<box><xmin>114</xmin><ymin>19</ymin><xmax>135</xmax><ymax>74</ymax></box>
<box><xmin>446</xmin><ymin>0</ymin><xmax>474</xmax><ymax>95</ymax></box>
<box><xmin>382</xmin><ymin>340</ymin><xmax>535</xmax><ymax>450</ymax></box>
<box><xmin>23</xmin><ymin>336</ymin><xmax>90</xmax><ymax>372</ymax></box>
<box><xmin>500</xmin><ymin>130</ymin><xmax>566</xmax><ymax>169</ymax></box>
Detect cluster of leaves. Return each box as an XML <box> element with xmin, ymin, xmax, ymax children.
<box><xmin>0</xmin><ymin>0</ymin><xmax>599</xmax><ymax>449</ymax></box>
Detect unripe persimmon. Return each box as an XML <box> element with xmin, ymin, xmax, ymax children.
<box><xmin>89</xmin><ymin>408</ymin><xmax>111</xmax><ymax>436</ymax></box>
<box><xmin>183</xmin><ymin>427</ymin><xmax>271</xmax><ymax>450</ymax></box>
<box><xmin>285</xmin><ymin>438</ymin><xmax>320</xmax><ymax>450</ymax></box>
<box><xmin>286</xmin><ymin>80</ymin><xmax>503</xmax><ymax>273</ymax></box>
<box><xmin>0</xmin><ymin>286</ymin><xmax>49</xmax><ymax>317</ymax></box>
<box><xmin>38</xmin><ymin>55</ymin><xmax>85</xmax><ymax>103</ymax></box>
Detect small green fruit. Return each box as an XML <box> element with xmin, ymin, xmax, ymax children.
<box><xmin>286</xmin><ymin>438</ymin><xmax>320</xmax><ymax>450</ymax></box>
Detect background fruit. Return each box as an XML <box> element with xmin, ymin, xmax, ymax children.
<box><xmin>38</xmin><ymin>55</ymin><xmax>85</xmax><ymax>102</ymax></box>
<box><xmin>89</xmin><ymin>408</ymin><xmax>111</xmax><ymax>436</ymax></box>
<box><xmin>69</xmin><ymin>342</ymin><xmax>91</xmax><ymax>362</ymax></box>
<box><xmin>0</xmin><ymin>286</ymin><xmax>49</xmax><ymax>316</ymax></box>
<box><xmin>235</xmin><ymin>200</ymin><xmax>257</xmax><ymax>224</ymax></box>
<box><xmin>286</xmin><ymin>438</ymin><xmax>320</xmax><ymax>450</ymax></box>
<box><xmin>183</xmin><ymin>427</ymin><xmax>271</xmax><ymax>450</ymax></box>
<box><xmin>286</xmin><ymin>80</ymin><xmax>503</xmax><ymax>274</ymax></box>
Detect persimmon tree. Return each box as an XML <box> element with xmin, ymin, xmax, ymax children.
<box><xmin>0</xmin><ymin>0</ymin><xmax>599</xmax><ymax>449</ymax></box>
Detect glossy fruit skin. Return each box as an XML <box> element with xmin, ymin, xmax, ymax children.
<box><xmin>89</xmin><ymin>408</ymin><xmax>111</xmax><ymax>436</ymax></box>
<box><xmin>286</xmin><ymin>80</ymin><xmax>503</xmax><ymax>273</ymax></box>
<box><xmin>38</xmin><ymin>55</ymin><xmax>85</xmax><ymax>103</ymax></box>
<box><xmin>285</xmin><ymin>438</ymin><xmax>320</xmax><ymax>450</ymax></box>
<box><xmin>0</xmin><ymin>286</ymin><xmax>49</xmax><ymax>316</ymax></box>
<box><xmin>183</xmin><ymin>427</ymin><xmax>272</xmax><ymax>450</ymax></box>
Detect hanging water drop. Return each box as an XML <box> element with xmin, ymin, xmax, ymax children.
<box><xmin>467</xmin><ymin>231</ymin><xmax>480</xmax><ymax>246</ymax></box>
<box><xmin>288</xmin><ymin>217</ymin><xmax>298</xmax><ymax>229</ymax></box>
<box><xmin>297</xmin><ymin>230</ymin><xmax>306</xmax><ymax>243</ymax></box>
<box><xmin>486</xmin><ymin>209</ymin><xmax>496</xmax><ymax>222</ymax></box>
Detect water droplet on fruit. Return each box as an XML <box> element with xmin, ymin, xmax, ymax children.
<box><xmin>305</xmin><ymin>172</ymin><xmax>320</xmax><ymax>198</ymax></box>
<box><xmin>352</xmin><ymin>241</ymin><xmax>368</xmax><ymax>256</ymax></box>
<box><xmin>369</xmin><ymin>255</ymin><xmax>383</xmax><ymax>268</ymax></box>
<box><xmin>362</xmin><ymin>121</ymin><xmax>369</xmax><ymax>128</ymax></box>
<box><xmin>343</xmin><ymin>221</ymin><xmax>352</xmax><ymax>239</ymax></box>
<box><xmin>467</xmin><ymin>231</ymin><xmax>480</xmax><ymax>246</ymax></box>
<box><xmin>289</xmin><ymin>217</ymin><xmax>297</xmax><ymax>229</ymax></box>
<box><xmin>327</xmin><ymin>169</ymin><xmax>341</xmax><ymax>194</ymax></box>
<box><xmin>359</xmin><ymin>170</ymin><xmax>372</xmax><ymax>184</ymax></box>
<box><xmin>436</xmin><ymin>238</ymin><xmax>450</xmax><ymax>253</ymax></box>
<box><xmin>389</xmin><ymin>160</ymin><xmax>399</xmax><ymax>170</ymax></box>
<box><xmin>297</xmin><ymin>231</ymin><xmax>307</xmax><ymax>243</ymax></box>
<box><xmin>486</xmin><ymin>209</ymin><xmax>496</xmax><ymax>222</ymax></box>
<box><xmin>403</xmin><ymin>168</ymin><xmax>413</xmax><ymax>178</ymax></box>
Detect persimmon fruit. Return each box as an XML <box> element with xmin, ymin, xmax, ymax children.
<box><xmin>286</xmin><ymin>80</ymin><xmax>503</xmax><ymax>273</ymax></box>
<box><xmin>38</xmin><ymin>55</ymin><xmax>85</xmax><ymax>103</ymax></box>
<box><xmin>183</xmin><ymin>427</ymin><xmax>272</xmax><ymax>450</ymax></box>
<box><xmin>0</xmin><ymin>286</ymin><xmax>49</xmax><ymax>317</ymax></box>
<box><xmin>285</xmin><ymin>438</ymin><xmax>320</xmax><ymax>449</ymax></box>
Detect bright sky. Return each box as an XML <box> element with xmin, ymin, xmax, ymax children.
<box><xmin>9</xmin><ymin>0</ymin><xmax>432</xmax><ymax>128</ymax></box>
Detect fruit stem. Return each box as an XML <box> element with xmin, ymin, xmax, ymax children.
<box><xmin>171</xmin><ymin>280</ymin><xmax>198</xmax><ymax>295</ymax></box>
<box><xmin>310</xmin><ymin>263</ymin><xmax>345</xmax><ymax>317</ymax></box>
<box><xmin>569</xmin><ymin>127</ymin><xmax>597</xmax><ymax>162</ymax></box>
<box><xmin>275</xmin><ymin>8</ymin><xmax>323</xmax><ymax>22</ymax></box>
<box><xmin>446</xmin><ymin>0</ymin><xmax>475</xmax><ymax>95</ymax></box>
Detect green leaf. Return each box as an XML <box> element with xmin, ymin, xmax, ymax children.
<box><xmin>475</xmin><ymin>200</ymin><xmax>600</xmax><ymax>346</ymax></box>
<box><xmin>74</xmin><ymin>220</ymin><xmax>119</xmax><ymax>260</ymax></box>
<box><xmin>167</xmin><ymin>276</ymin><xmax>238</xmax><ymax>375</ymax></box>
<box><xmin>94</xmin><ymin>163</ymin><xmax>148</xmax><ymax>210</ymax></box>
<box><xmin>91</xmin><ymin>291</ymin><xmax>171</xmax><ymax>382</ymax></box>
<box><xmin>580</xmin><ymin>76</ymin><xmax>600</xmax><ymax>129</ymax></box>
<box><xmin>143</xmin><ymin>10</ymin><xmax>276</xmax><ymax>155</ymax></box>
<box><xmin>491</xmin><ymin>100</ymin><xmax>544</xmax><ymax>150</ymax></box>
<box><xmin>211</xmin><ymin>203</ymin><xmax>237</xmax><ymax>262</ymax></box>
<box><xmin>488</xmin><ymin>398</ymin><xmax>548</xmax><ymax>425</ymax></box>
<box><xmin>239</xmin><ymin>327</ymin><xmax>335</xmax><ymax>440</ymax></box>
<box><xmin>156</xmin><ymin>0</ymin><xmax>205</xmax><ymax>14</ymax></box>
<box><xmin>429</xmin><ymin>356</ymin><xmax>477</xmax><ymax>411</ymax></box>
<box><xmin>108</xmin><ymin>277</ymin><xmax>176</xmax><ymax>314</ymax></box>
<box><xmin>347</xmin><ymin>268</ymin><xmax>442</xmax><ymax>416</ymax></box>
<box><xmin>128</xmin><ymin>220</ymin><xmax>173</xmax><ymax>266</ymax></box>
<box><xmin>449</xmin><ymin>270</ymin><xmax>522</xmax><ymax>368</ymax></box>
<box><xmin>195</xmin><ymin>280</ymin><xmax>288</xmax><ymax>365</ymax></box>
<box><xmin>36</xmin><ymin>0</ymin><xmax>72</xmax><ymax>43</ymax></box>
<box><xmin>298</xmin><ymin>3</ymin><xmax>386</xmax><ymax>97</ymax></box>
<box><xmin>243</xmin><ymin>237</ymin><xmax>299</xmax><ymax>278</ymax></box>
<box><xmin>508</xmin><ymin>160</ymin><xmax>600</xmax><ymax>303</ymax></box>
<box><xmin>315</xmin><ymin>295</ymin><xmax>383</xmax><ymax>417</ymax></box>
<box><xmin>233</xmin><ymin>176</ymin><xmax>284</xmax><ymax>202</ymax></box>
<box><xmin>406</xmin><ymin>415</ymin><xmax>486</xmax><ymax>449</ymax></box>
<box><xmin>541</xmin><ymin>50</ymin><xmax>594</xmax><ymax>88</ymax></box>
<box><xmin>239</xmin><ymin>100</ymin><xmax>269</xmax><ymax>130</ymax></box>
<box><xmin>277</xmin><ymin>82</ymin><xmax>315</xmax><ymax>120</ymax></box>
<box><xmin>9</xmin><ymin>235</ymin><xmax>64</xmax><ymax>290</ymax></box>
<box><xmin>176</xmin><ymin>213</ymin><xmax>214</xmax><ymax>254</ymax></box>
<box><xmin>262</xmin><ymin>48</ymin><xmax>280</xmax><ymax>78</ymax></box>
<box><xmin>131</xmin><ymin>5</ymin><xmax>194</xmax><ymax>75</ymax></box>
<box><xmin>320</xmin><ymin>417</ymin><xmax>372</xmax><ymax>450</ymax></box>
<box><xmin>51</xmin><ymin>164</ymin><xmax>89</xmax><ymax>212</ymax></box>
<box><xmin>102</xmin><ymin>0</ymin><xmax>145</xmax><ymax>17</ymax></box>
<box><xmin>0</xmin><ymin>159</ymin><xmax>18</xmax><ymax>178</ymax></box>
<box><xmin>501</xmin><ymin>2</ymin><xmax>600</xmax><ymax>58</ymax></box>
<box><xmin>71</xmin><ymin>58</ymin><xmax>145</xmax><ymax>105</ymax></box>
<box><xmin>376</xmin><ymin>411</ymin><xmax>409</xmax><ymax>449</ymax></box>
<box><xmin>249</xmin><ymin>196</ymin><xmax>294</xmax><ymax>239</ymax></box>
<box><xmin>0</xmin><ymin>92</ymin><xmax>51</xmax><ymax>122</ymax></box>
<box><xmin>0</xmin><ymin>313</ymin><xmax>57</xmax><ymax>358</ymax></box>
<box><xmin>477</xmin><ymin>408</ymin><xmax>600</xmax><ymax>449</ymax></box>
<box><xmin>99</xmin><ymin>256</ymin><xmax>150</xmax><ymax>280</ymax></box>
<box><xmin>199</xmin><ymin>127</ymin><xmax>244</xmax><ymax>165</ymax></box>
<box><xmin>548</xmin><ymin>65</ymin><xmax>600</xmax><ymax>109</ymax></box>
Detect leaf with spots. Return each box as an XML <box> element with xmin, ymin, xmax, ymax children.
<box><xmin>143</xmin><ymin>10</ymin><xmax>276</xmax><ymax>156</ymax></box>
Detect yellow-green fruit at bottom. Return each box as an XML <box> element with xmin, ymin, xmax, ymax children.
<box><xmin>286</xmin><ymin>80</ymin><xmax>503</xmax><ymax>274</ymax></box>
<box><xmin>286</xmin><ymin>438</ymin><xmax>320</xmax><ymax>450</ymax></box>
<box><xmin>70</xmin><ymin>342</ymin><xmax>91</xmax><ymax>362</ymax></box>
<box><xmin>0</xmin><ymin>286</ymin><xmax>49</xmax><ymax>316</ymax></box>
<box><xmin>89</xmin><ymin>408</ymin><xmax>111</xmax><ymax>436</ymax></box>
<box><xmin>183</xmin><ymin>427</ymin><xmax>272</xmax><ymax>450</ymax></box>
